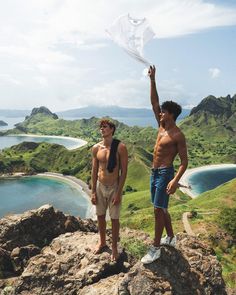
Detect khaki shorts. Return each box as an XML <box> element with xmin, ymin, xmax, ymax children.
<box><xmin>96</xmin><ymin>181</ymin><xmax>121</xmax><ymax>219</ymax></box>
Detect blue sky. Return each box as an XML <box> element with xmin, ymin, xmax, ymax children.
<box><xmin>0</xmin><ymin>0</ymin><xmax>235</xmax><ymax>111</ymax></box>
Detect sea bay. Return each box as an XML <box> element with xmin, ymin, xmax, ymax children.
<box><xmin>0</xmin><ymin>176</ymin><xmax>91</xmax><ymax>219</ymax></box>
<box><xmin>185</xmin><ymin>165</ymin><xmax>236</xmax><ymax>197</ymax></box>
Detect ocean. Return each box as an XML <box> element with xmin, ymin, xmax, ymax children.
<box><xmin>0</xmin><ymin>176</ymin><xmax>91</xmax><ymax>218</ymax></box>
<box><xmin>188</xmin><ymin>167</ymin><xmax>236</xmax><ymax>196</ymax></box>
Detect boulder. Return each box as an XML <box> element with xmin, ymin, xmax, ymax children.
<box><xmin>0</xmin><ymin>247</ymin><xmax>14</xmax><ymax>278</ymax></box>
<box><xmin>0</xmin><ymin>204</ymin><xmax>97</xmax><ymax>251</ymax></box>
<box><xmin>0</xmin><ymin>206</ymin><xmax>227</xmax><ymax>295</ymax></box>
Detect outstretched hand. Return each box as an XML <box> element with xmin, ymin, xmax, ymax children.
<box><xmin>148</xmin><ymin>65</ymin><xmax>156</xmax><ymax>80</ymax></box>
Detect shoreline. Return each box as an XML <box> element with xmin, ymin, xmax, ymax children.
<box><xmin>179</xmin><ymin>163</ymin><xmax>236</xmax><ymax>198</ymax></box>
<box><xmin>36</xmin><ymin>172</ymin><xmax>96</xmax><ymax>220</ymax></box>
<box><xmin>0</xmin><ymin>171</ymin><xmax>96</xmax><ymax>220</ymax></box>
<box><xmin>3</xmin><ymin>134</ymin><xmax>88</xmax><ymax>150</ymax></box>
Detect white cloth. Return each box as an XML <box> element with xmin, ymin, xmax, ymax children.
<box><xmin>107</xmin><ymin>14</ymin><xmax>155</xmax><ymax>66</ymax></box>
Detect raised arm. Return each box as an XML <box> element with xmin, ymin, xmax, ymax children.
<box><xmin>149</xmin><ymin>65</ymin><xmax>161</xmax><ymax>126</ymax></box>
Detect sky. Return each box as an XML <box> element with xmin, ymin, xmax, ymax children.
<box><xmin>0</xmin><ymin>0</ymin><xmax>236</xmax><ymax>111</ymax></box>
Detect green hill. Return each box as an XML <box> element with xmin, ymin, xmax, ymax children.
<box><xmin>2</xmin><ymin>113</ymin><xmax>157</xmax><ymax>148</ymax></box>
<box><xmin>179</xmin><ymin>94</ymin><xmax>236</xmax><ymax>167</ymax></box>
<box><xmin>0</xmin><ymin>141</ymin><xmax>153</xmax><ymax>191</ymax></box>
<box><xmin>180</xmin><ymin>94</ymin><xmax>236</xmax><ymax>140</ymax></box>
<box><xmin>1</xmin><ymin>95</ymin><xmax>236</xmax><ymax>169</ymax></box>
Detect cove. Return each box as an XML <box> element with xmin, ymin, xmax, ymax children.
<box><xmin>0</xmin><ymin>176</ymin><xmax>91</xmax><ymax>219</ymax></box>
<box><xmin>0</xmin><ymin>134</ymin><xmax>87</xmax><ymax>150</ymax></box>
<box><xmin>184</xmin><ymin>165</ymin><xmax>236</xmax><ymax>197</ymax></box>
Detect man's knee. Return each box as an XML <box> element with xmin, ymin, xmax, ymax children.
<box><xmin>97</xmin><ymin>214</ymin><xmax>106</xmax><ymax>220</ymax></box>
<box><xmin>154</xmin><ymin>207</ymin><xmax>168</xmax><ymax>216</ymax></box>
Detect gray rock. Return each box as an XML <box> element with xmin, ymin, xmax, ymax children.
<box><xmin>0</xmin><ymin>206</ymin><xmax>227</xmax><ymax>295</ymax></box>
<box><xmin>0</xmin><ymin>247</ymin><xmax>14</xmax><ymax>278</ymax></box>
<box><xmin>10</xmin><ymin>244</ymin><xmax>41</xmax><ymax>274</ymax></box>
<box><xmin>0</xmin><ymin>204</ymin><xmax>97</xmax><ymax>252</ymax></box>
<box><xmin>14</xmin><ymin>231</ymin><xmax>128</xmax><ymax>294</ymax></box>
<box><xmin>119</xmin><ymin>233</ymin><xmax>226</xmax><ymax>295</ymax></box>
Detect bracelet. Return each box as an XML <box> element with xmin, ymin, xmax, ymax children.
<box><xmin>150</xmin><ymin>79</ymin><xmax>155</xmax><ymax>82</ymax></box>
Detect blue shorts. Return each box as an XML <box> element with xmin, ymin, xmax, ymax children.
<box><xmin>150</xmin><ymin>166</ymin><xmax>174</xmax><ymax>209</ymax></box>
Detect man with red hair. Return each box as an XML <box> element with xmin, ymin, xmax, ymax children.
<box><xmin>91</xmin><ymin>119</ymin><xmax>128</xmax><ymax>261</ymax></box>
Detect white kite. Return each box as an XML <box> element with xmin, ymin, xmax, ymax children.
<box><xmin>107</xmin><ymin>14</ymin><xmax>155</xmax><ymax>67</ymax></box>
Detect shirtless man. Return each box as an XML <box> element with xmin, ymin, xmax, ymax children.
<box><xmin>91</xmin><ymin>119</ymin><xmax>128</xmax><ymax>261</ymax></box>
<box><xmin>141</xmin><ymin>66</ymin><xmax>188</xmax><ymax>264</ymax></box>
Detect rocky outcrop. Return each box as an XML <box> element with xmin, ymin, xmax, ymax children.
<box><xmin>0</xmin><ymin>204</ymin><xmax>97</xmax><ymax>252</ymax></box>
<box><xmin>0</xmin><ymin>205</ymin><xmax>227</xmax><ymax>295</ymax></box>
<box><xmin>190</xmin><ymin>95</ymin><xmax>236</xmax><ymax>117</ymax></box>
<box><xmin>27</xmin><ymin>106</ymin><xmax>58</xmax><ymax>120</ymax></box>
<box><xmin>13</xmin><ymin>106</ymin><xmax>58</xmax><ymax>132</ymax></box>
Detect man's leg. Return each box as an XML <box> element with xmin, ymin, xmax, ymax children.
<box><xmin>164</xmin><ymin>210</ymin><xmax>174</xmax><ymax>238</ymax></box>
<box><xmin>94</xmin><ymin>214</ymin><xmax>107</xmax><ymax>253</ymax></box>
<box><xmin>154</xmin><ymin>208</ymin><xmax>165</xmax><ymax>247</ymax></box>
<box><xmin>111</xmin><ymin>218</ymin><xmax>120</xmax><ymax>261</ymax></box>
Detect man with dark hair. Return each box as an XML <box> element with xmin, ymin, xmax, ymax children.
<box><xmin>141</xmin><ymin>66</ymin><xmax>188</xmax><ymax>264</ymax></box>
<box><xmin>91</xmin><ymin>119</ymin><xmax>128</xmax><ymax>261</ymax></box>
<box><xmin>161</xmin><ymin>101</ymin><xmax>182</xmax><ymax>121</ymax></box>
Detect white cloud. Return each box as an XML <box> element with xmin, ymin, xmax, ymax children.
<box><xmin>0</xmin><ymin>74</ymin><xmax>22</xmax><ymax>86</ymax></box>
<box><xmin>77</xmin><ymin>78</ymin><xmax>149</xmax><ymax>107</ymax></box>
<box><xmin>209</xmin><ymin>68</ymin><xmax>221</xmax><ymax>79</ymax></box>
<box><xmin>0</xmin><ymin>1</ymin><xmax>235</xmax><ymax>109</ymax></box>
<box><xmin>74</xmin><ymin>77</ymin><xmax>193</xmax><ymax>108</ymax></box>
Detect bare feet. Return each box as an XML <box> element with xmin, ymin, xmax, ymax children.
<box><xmin>111</xmin><ymin>247</ymin><xmax>119</xmax><ymax>261</ymax></box>
<box><xmin>93</xmin><ymin>244</ymin><xmax>107</xmax><ymax>254</ymax></box>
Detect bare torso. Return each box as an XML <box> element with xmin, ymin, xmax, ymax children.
<box><xmin>153</xmin><ymin>126</ymin><xmax>181</xmax><ymax>168</ymax></box>
<box><xmin>96</xmin><ymin>142</ymin><xmax>120</xmax><ymax>185</ymax></box>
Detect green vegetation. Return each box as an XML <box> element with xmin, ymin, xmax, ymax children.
<box><xmin>120</xmin><ymin>237</ymin><xmax>148</xmax><ymax>259</ymax></box>
<box><xmin>119</xmin><ymin>179</ymin><xmax>236</xmax><ymax>287</ymax></box>
<box><xmin>218</xmin><ymin>207</ymin><xmax>236</xmax><ymax>239</ymax></box>
<box><xmin>179</xmin><ymin>94</ymin><xmax>236</xmax><ymax>167</ymax></box>
<box><xmin>0</xmin><ymin>95</ymin><xmax>236</xmax><ymax>287</ymax></box>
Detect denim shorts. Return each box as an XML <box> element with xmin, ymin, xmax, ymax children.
<box><xmin>150</xmin><ymin>166</ymin><xmax>174</xmax><ymax>209</ymax></box>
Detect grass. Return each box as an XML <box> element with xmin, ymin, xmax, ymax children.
<box><xmin>119</xmin><ymin>179</ymin><xmax>236</xmax><ymax>288</ymax></box>
<box><xmin>120</xmin><ymin>236</ymin><xmax>148</xmax><ymax>259</ymax></box>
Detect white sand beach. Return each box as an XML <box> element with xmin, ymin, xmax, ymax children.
<box><xmin>179</xmin><ymin>164</ymin><xmax>236</xmax><ymax>198</ymax></box>
<box><xmin>7</xmin><ymin>134</ymin><xmax>87</xmax><ymax>150</ymax></box>
<box><xmin>0</xmin><ymin>171</ymin><xmax>96</xmax><ymax>219</ymax></box>
<box><xmin>36</xmin><ymin>172</ymin><xmax>96</xmax><ymax>220</ymax></box>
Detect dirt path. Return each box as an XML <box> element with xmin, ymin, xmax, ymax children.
<box><xmin>182</xmin><ymin>212</ymin><xmax>195</xmax><ymax>236</ymax></box>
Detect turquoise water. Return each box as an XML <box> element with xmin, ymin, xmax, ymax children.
<box><xmin>0</xmin><ymin>116</ymin><xmax>25</xmax><ymax>131</ymax></box>
<box><xmin>0</xmin><ymin>177</ymin><xmax>91</xmax><ymax>218</ymax></box>
<box><xmin>188</xmin><ymin>167</ymin><xmax>236</xmax><ymax>195</ymax></box>
<box><xmin>0</xmin><ymin>135</ymin><xmax>85</xmax><ymax>150</ymax></box>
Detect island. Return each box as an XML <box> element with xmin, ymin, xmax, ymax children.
<box><xmin>0</xmin><ymin>120</ymin><xmax>8</xmax><ymax>126</ymax></box>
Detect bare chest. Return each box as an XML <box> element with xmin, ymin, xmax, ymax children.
<box><xmin>156</xmin><ymin>132</ymin><xmax>176</xmax><ymax>149</ymax></box>
<box><xmin>97</xmin><ymin>147</ymin><xmax>110</xmax><ymax>163</ymax></box>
